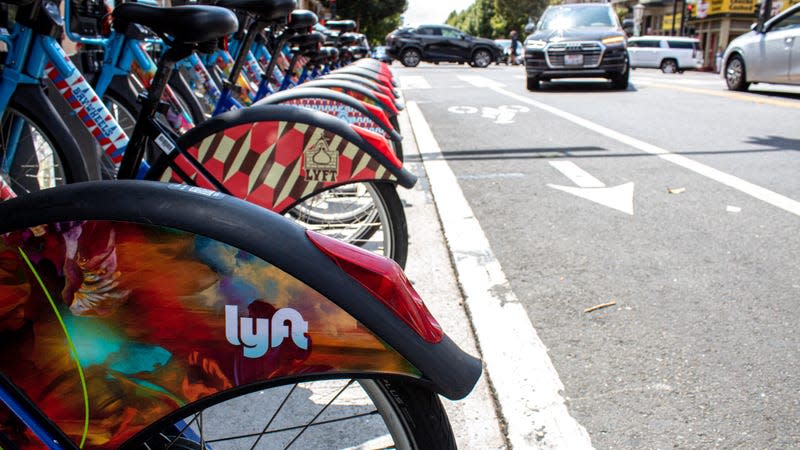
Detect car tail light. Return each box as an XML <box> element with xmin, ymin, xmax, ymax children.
<box><xmin>350</xmin><ymin>124</ymin><xmax>402</xmax><ymax>168</ymax></box>
<box><xmin>307</xmin><ymin>231</ymin><xmax>444</xmax><ymax>344</ymax></box>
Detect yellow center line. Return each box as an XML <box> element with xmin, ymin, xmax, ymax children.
<box><xmin>638</xmin><ymin>80</ymin><xmax>800</xmax><ymax>109</ymax></box>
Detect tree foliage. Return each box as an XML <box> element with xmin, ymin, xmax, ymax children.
<box><xmin>446</xmin><ymin>0</ymin><xmax>551</xmax><ymax>39</ymax></box>
<box><xmin>332</xmin><ymin>0</ymin><xmax>408</xmax><ymax>45</ymax></box>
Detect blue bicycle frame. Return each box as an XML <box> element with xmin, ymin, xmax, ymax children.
<box><xmin>0</xmin><ymin>21</ymin><xmax>130</xmax><ymax>170</ymax></box>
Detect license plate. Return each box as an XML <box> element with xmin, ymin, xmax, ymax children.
<box><xmin>564</xmin><ymin>54</ymin><xmax>584</xmax><ymax>66</ymax></box>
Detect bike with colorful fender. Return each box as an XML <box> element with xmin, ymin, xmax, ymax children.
<box><xmin>108</xmin><ymin>0</ymin><xmax>415</xmax><ymax>266</ymax></box>
<box><xmin>1</xmin><ymin>0</ymin><xmax>414</xmax><ymax>265</ymax></box>
<box><xmin>0</xmin><ymin>0</ymin><xmax>93</xmax><ymax>198</ymax></box>
<box><xmin>0</xmin><ymin>179</ymin><xmax>481</xmax><ymax>448</ymax></box>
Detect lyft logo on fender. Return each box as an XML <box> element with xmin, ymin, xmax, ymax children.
<box><xmin>225</xmin><ymin>305</ymin><xmax>309</xmax><ymax>358</ymax></box>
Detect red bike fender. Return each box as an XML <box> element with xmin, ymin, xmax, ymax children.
<box><xmin>173</xmin><ymin>104</ymin><xmax>415</xmax><ymax>214</ymax></box>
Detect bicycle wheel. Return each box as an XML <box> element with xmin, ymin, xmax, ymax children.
<box><xmin>288</xmin><ymin>182</ymin><xmax>408</xmax><ymax>268</ymax></box>
<box><xmin>0</xmin><ymin>86</ymin><xmax>89</xmax><ymax>194</ymax></box>
<box><xmin>138</xmin><ymin>378</ymin><xmax>455</xmax><ymax>450</ymax></box>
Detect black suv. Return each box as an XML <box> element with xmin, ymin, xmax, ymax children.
<box><xmin>523</xmin><ymin>3</ymin><xmax>629</xmax><ymax>90</ymax></box>
<box><xmin>385</xmin><ymin>25</ymin><xmax>502</xmax><ymax>68</ymax></box>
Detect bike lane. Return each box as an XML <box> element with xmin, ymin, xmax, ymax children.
<box><xmin>398</xmin><ymin>65</ymin><xmax>800</xmax><ymax>449</ymax></box>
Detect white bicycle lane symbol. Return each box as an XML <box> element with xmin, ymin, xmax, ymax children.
<box><xmin>447</xmin><ymin>105</ymin><xmax>530</xmax><ymax>124</ymax></box>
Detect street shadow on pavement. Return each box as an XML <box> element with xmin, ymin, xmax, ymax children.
<box><xmin>745</xmin><ymin>135</ymin><xmax>800</xmax><ymax>151</ymax></box>
<box><xmin>535</xmin><ymin>80</ymin><xmax>639</xmax><ymax>93</ymax></box>
<box><xmin>746</xmin><ymin>89</ymin><xmax>800</xmax><ymax>101</ymax></box>
<box><xmin>412</xmin><ymin>144</ymin><xmax>799</xmax><ymax>162</ymax></box>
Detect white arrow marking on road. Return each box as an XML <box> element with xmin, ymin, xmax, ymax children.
<box><xmin>548</xmin><ymin>161</ymin><xmax>635</xmax><ymax>215</ymax></box>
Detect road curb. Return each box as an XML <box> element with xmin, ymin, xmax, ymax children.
<box><xmin>403</xmin><ymin>101</ymin><xmax>594</xmax><ymax>450</ymax></box>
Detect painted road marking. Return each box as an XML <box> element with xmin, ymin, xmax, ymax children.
<box><xmin>457</xmin><ymin>74</ymin><xmax>505</xmax><ymax>88</ymax></box>
<box><xmin>448</xmin><ymin>104</ymin><xmax>530</xmax><ymax>124</ymax></box>
<box><xmin>407</xmin><ymin>101</ymin><xmax>594</xmax><ymax>450</ymax></box>
<box><xmin>549</xmin><ymin>161</ymin><xmax>606</xmax><ymax>188</ymax></box>
<box><xmin>458</xmin><ymin>172</ymin><xmax>526</xmax><ymax>180</ymax></box>
<box><xmin>548</xmin><ymin>161</ymin><xmax>635</xmax><ymax>215</ymax></box>
<box><xmin>472</xmin><ymin>82</ymin><xmax>800</xmax><ymax>218</ymax></box>
<box><xmin>398</xmin><ymin>75</ymin><xmax>431</xmax><ymax>90</ymax></box>
<box><xmin>634</xmin><ymin>79</ymin><xmax>800</xmax><ymax>110</ymax></box>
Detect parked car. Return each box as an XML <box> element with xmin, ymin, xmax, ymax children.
<box><xmin>721</xmin><ymin>3</ymin><xmax>800</xmax><ymax>91</ymax></box>
<box><xmin>385</xmin><ymin>24</ymin><xmax>502</xmax><ymax>68</ymax></box>
<box><xmin>627</xmin><ymin>36</ymin><xmax>704</xmax><ymax>73</ymax></box>
<box><xmin>523</xmin><ymin>3</ymin><xmax>629</xmax><ymax>90</ymax></box>
<box><xmin>495</xmin><ymin>39</ymin><xmax>524</xmax><ymax>64</ymax></box>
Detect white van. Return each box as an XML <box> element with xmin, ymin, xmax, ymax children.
<box><xmin>627</xmin><ymin>36</ymin><xmax>704</xmax><ymax>73</ymax></box>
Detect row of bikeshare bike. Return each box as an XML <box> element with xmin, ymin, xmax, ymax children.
<box><xmin>0</xmin><ymin>0</ymin><xmax>482</xmax><ymax>448</ymax></box>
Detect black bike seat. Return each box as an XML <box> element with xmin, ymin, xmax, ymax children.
<box><xmin>287</xmin><ymin>9</ymin><xmax>318</xmax><ymax>29</ymax></box>
<box><xmin>325</xmin><ymin>19</ymin><xmax>356</xmax><ymax>32</ymax></box>
<box><xmin>289</xmin><ymin>31</ymin><xmax>324</xmax><ymax>48</ymax></box>
<box><xmin>214</xmin><ymin>0</ymin><xmax>296</xmax><ymax>22</ymax></box>
<box><xmin>113</xmin><ymin>4</ymin><xmax>238</xmax><ymax>44</ymax></box>
<box><xmin>338</xmin><ymin>33</ymin><xmax>359</xmax><ymax>46</ymax></box>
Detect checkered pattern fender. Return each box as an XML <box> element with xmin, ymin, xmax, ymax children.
<box><xmin>160</xmin><ymin>120</ymin><xmax>398</xmax><ymax>213</ymax></box>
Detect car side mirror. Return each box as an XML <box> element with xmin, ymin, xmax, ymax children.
<box><xmin>524</xmin><ymin>23</ymin><xmax>535</xmax><ymax>34</ymax></box>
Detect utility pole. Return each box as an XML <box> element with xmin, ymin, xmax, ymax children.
<box><xmin>671</xmin><ymin>0</ymin><xmax>679</xmax><ymax>35</ymax></box>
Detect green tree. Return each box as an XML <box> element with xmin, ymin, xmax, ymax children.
<box><xmin>333</xmin><ymin>0</ymin><xmax>408</xmax><ymax>45</ymax></box>
<box><xmin>446</xmin><ymin>0</ymin><xmax>495</xmax><ymax>37</ymax></box>
<box><xmin>446</xmin><ymin>0</ymin><xmax>550</xmax><ymax>38</ymax></box>
<box><xmin>495</xmin><ymin>0</ymin><xmax>550</xmax><ymax>36</ymax></box>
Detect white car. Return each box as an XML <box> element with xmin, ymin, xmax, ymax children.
<box><xmin>721</xmin><ymin>3</ymin><xmax>800</xmax><ymax>90</ymax></box>
<box><xmin>627</xmin><ymin>36</ymin><xmax>704</xmax><ymax>73</ymax></box>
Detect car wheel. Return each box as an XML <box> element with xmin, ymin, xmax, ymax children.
<box><xmin>660</xmin><ymin>58</ymin><xmax>678</xmax><ymax>74</ymax></box>
<box><xmin>401</xmin><ymin>48</ymin><xmax>421</xmax><ymax>67</ymax></box>
<box><xmin>725</xmin><ymin>54</ymin><xmax>750</xmax><ymax>91</ymax></box>
<box><xmin>611</xmin><ymin>58</ymin><xmax>630</xmax><ymax>90</ymax></box>
<box><xmin>471</xmin><ymin>49</ymin><xmax>492</xmax><ymax>68</ymax></box>
<box><xmin>526</xmin><ymin>76</ymin><xmax>540</xmax><ymax>91</ymax></box>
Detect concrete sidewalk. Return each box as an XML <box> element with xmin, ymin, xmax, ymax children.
<box><xmin>395</xmin><ymin>108</ymin><xmax>507</xmax><ymax>450</ymax></box>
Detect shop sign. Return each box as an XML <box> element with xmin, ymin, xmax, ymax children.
<box><xmin>663</xmin><ymin>13</ymin><xmax>682</xmax><ymax>30</ymax></box>
<box><xmin>708</xmin><ymin>0</ymin><xmax>756</xmax><ymax>15</ymax></box>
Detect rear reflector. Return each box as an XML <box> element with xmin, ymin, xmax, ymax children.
<box><xmin>307</xmin><ymin>230</ymin><xmax>444</xmax><ymax>344</ymax></box>
<box><xmin>350</xmin><ymin>125</ymin><xmax>402</xmax><ymax>168</ymax></box>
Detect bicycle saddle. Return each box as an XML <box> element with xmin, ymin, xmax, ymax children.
<box><xmin>287</xmin><ymin>9</ymin><xmax>318</xmax><ymax>29</ymax></box>
<box><xmin>325</xmin><ymin>19</ymin><xmax>356</xmax><ymax>32</ymax></box>
<box><xmin>338</xmin><ymin>33</ymin><xmax>359</xmax><ymax>46</ymax></box>
<box><xmin>289</xmin><ymin>31</ymin><xmax>325</xmax><ymax>49</ymax></box>
<box><xmin>113</xmin><ymin>4</ymin><xmax>238</xmax><ymax>44</ymax></box>
<box><xmin>214</xmin><ymin>0</ymin><xmax>296</xmax><ymax>22</ymax></box>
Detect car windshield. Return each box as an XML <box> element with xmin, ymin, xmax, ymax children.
<box><xmin>538</xmin><ymin>6</ymin><xmax>616</xmax><ymax>30</ymax></box>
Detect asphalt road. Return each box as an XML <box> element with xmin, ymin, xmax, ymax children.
<box><xmin>397</xmin><ymin>63</ymin><xmax>800</xmax><ymax>449</ymax></box>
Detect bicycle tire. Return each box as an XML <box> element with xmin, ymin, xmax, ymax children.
<box><xmin>288</xmin><ymin>182</ymin><xmax>408</xmax><ymax>268</ymax></box>
<box><xmin>1</xmin><ymin>85</ymin><xmax>90</xmax><ymax>194</ymax></box>
<box><xmin>136</xmin><ymin>378</ymin><xmax>455</xmax><ymax>450</ymax></box>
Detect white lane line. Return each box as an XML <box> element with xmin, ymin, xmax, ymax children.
<box><xmin>457</xmin><ymin>75</ymin><xmax>506</xmax><ymax>88</ymax></box>
<box><xmin>549</xmin><ymin>161</ymin><xmax>606</xmax><ymax>188</ymax></box>
<box><xmin>407</xmin><ymin>101</ymin><xmax>594</xmax><ymax>450</ymax></box>
<box><xmin>398</xmin><ymin>75</ymin><xmax>431</xmax><ymax>90</ymax></box>
<box><xmin>488</xmin><ymin>85</ymin><xmax>800</xmax><ymax>218</ymax></box>
<box><xmin>458</xmin><ymin>172</ymin><xmax>526</xmax><ymax>180</ymax></box>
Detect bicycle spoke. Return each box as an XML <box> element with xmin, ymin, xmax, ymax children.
<box><xmin>249</xmin><ymin>384</ymin><xmax>298</xmax><ymax>450</ymax></box>
<box><xmin>283</xmin><ymin>379</ymin><xmax>356</xmax><ymax>450</ymax></box>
